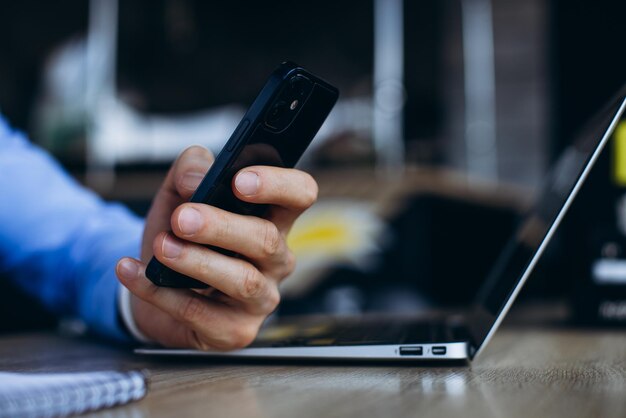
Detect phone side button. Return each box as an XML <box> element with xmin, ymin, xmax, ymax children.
<box><xmin>226</xmin><ymin>119</ymin><xmax>250</xmax><ymax>152</ymax></box>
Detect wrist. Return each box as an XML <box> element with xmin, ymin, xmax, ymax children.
<box><xmin>117</xmin><ymin>285</ymin><xmax>154</xmax><ymax>344</ymax></box>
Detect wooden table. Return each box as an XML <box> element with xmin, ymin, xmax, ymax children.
<box><xmin>1</xmin><ymin>327</ymin><xmax>625</xmax><ymax>418</ymax></box>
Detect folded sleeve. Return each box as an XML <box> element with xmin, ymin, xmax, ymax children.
<box><xmin>0</xmin><ymin>115</ymin><xmax>144</xmax><ymax>341</ymax></box>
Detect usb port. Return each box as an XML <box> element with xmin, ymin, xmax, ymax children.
<box><xmin>399</xmin><ymin>346</ymin><xmax>423</xmax><ymax>356</ymax></box>
<box><xmin>432</xmin><ymin>346</ymin><xmax>447</xmax><ymax>355</ymax></box>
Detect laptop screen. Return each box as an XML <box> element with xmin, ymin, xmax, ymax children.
<box><xmin>467</xmin><ymin>87</ymin><xmax>626</xmax><ymax>358</ymax></box>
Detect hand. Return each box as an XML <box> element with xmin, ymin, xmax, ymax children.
<box><xmin>115</xmin><ymin>146</ymin><xmax>318</xmax><ymax>350</ymax></box>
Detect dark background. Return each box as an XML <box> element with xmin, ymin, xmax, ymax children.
<box><xmin>0</xmin><ymin>0</ymin><xmax>624</xmax><ymax>332</ymax></box>
<box><xmin>1</xmin><ymin>0</ymin><xmax>624</xmax><ymax>157</ymax></box>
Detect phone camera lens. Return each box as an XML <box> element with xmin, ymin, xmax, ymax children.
<box><xmin>266</xmin><ymin>76</ymin><xmax>312</xmax><ymax>130</ymax></box>
<box><xmin>268</xmin><ymin>101</ymin><xmax>287</xmax><ymax>122</ymax></box>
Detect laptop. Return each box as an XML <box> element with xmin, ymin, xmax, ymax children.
<box><xmin>137</xmin><ymin>87</ymin><xmax>626</xmax><ymax>362</ymax></box>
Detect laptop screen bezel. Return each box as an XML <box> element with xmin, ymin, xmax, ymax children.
<box><xmin>466</xmin><ymin>90</ymin><xmax>626</xmax><ymax>360</ymax></box>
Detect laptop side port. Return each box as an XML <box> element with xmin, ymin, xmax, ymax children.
<box><xmin>432</xmin><ymin>346</ymin><xmax>447</xmax><ymax>355</ymax></box>
<box><xmin>399</xmin><ymin>346</ymin><xmax>423</xmax><ymax>356</ymax></box>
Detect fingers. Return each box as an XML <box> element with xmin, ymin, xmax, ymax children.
<box><xmin>232</xmin><ymin>166</ymin><xmax>318</xmax><ymax>233</ymax></box>
<box><xmin>168</xmin><ymin>145</ymin><xmax>214</xmax><ymax>200</ymax></box>
<box><xmin>142</xmin><ymin>146</ymin><xmax>215</xmax><ymax>261</ymax></box>
<box><xmin>151</xmin><ymin>233</ymin><xmax>282</xmax><ymax>314</ymax></box>
<box><xmin>233</xmin><ymin>166</ymin><xmax>318</xmax><ymax>211</ymax></box>
<box><xmin>116</xmin><ymin>257</ymin><xmax>261</xmax><ymax>350</ymax></box>
<box><xmin>170</xmin><ymin>203</ymin><xmax>296</xmax><ymax>277</ymax></box>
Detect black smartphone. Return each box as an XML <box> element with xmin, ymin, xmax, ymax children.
<box><xmin>145</xmin><ymin>62</ymin><xmax>339</xmax><ymax>288</ymax></box>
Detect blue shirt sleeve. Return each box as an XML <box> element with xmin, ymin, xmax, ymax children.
<box><xmin>0</xmin><ymin>115</ymin><xmax>144</xmax><ymax>341</ymax></box>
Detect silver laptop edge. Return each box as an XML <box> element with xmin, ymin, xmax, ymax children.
<box><xmin>472</xmin><ymin>96</ymin><xmax>626</xmax><ymax>360</ymax></box>
<box><xmin>136</xmin><ymin>342</ymin><xmax>469</xmax><ymax>360</ymax></box>
<box><xmin>136</xmin><ymin>93</ymin><xmax>626</xmax><ymax>362</ymax></box>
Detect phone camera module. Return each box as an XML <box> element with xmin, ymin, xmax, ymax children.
<box><xmin>268</xmin><ymin>101</ymin><xmax>287</xmax><ymax>123</ymax></box>
<box><xmin>265</xmin><ymin>75</ymin><xmax>313</xmax><ymax>131</ymax></box>
<box><xmin>289</xmin><ymin>76</ymin><xmax>310</xmax><ymax>98</ymax></box>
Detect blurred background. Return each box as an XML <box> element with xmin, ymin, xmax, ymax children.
<box><xmin>1</xmin><ymin>0</ymin><xmax>625</xmax><ymax>332</ymax></box>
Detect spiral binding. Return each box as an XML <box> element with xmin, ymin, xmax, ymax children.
<box><xmin>0</xmin><ymin>370</ymin><xmax>147</xmax><ymax>417</ymax></box>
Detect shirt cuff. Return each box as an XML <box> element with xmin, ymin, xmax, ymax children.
<box><xmin>118</xmin><ymin>285</ymin><xmax>154</xmax><ymax>344</ymax></box>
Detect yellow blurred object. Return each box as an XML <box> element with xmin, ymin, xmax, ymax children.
<box><xmin>280</xmin><ymin>200</ymin><xmax>387</xmax><ymax>298</ymax></box>
<box><xmin>614</xmin><ymin>121</ymin><xmax>626</xmax><ymax>186</ymax></box>
<box><xmin>257</xmin><ymin>325</ymin><xmax>298</xmax><ymax>341</ymax></box>
<box><xmin>288</xmin><ymin>213</ymin><xmax>360</xmax><ymax>254</ymax></box>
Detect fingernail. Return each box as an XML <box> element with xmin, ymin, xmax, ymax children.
<box><xmin>162</xmin><ymin>235</ymin><xmax>183</xmax><ymax>259</ymax></box>
<box><xmin>178</xmin><ymin>207</ymin><xmax>203</xmax><ymax>235</ymax></box>
<box><xmin>235</xmin><ymin>171</ymin><xmax>259</xmax><ymax>196</ymax></box>
<box><xmin>180</xmin><ymin>172</ymin><xmax>205</xmax><ymax>191</ymax></box>
<box><xmin>118</xmin><ymin>258</ymin><xmax>139</xmax><ymax>278</ymax></box>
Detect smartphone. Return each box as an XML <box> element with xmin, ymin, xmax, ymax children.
<box><xmin>145</xmin><ymin>62</ymin><xmax>339</xmax><ymax>288</ymax></box>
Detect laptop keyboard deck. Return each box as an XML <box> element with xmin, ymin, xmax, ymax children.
<box><xmin>252</xmin><ymin>316</ymin><xmax>460</xmax><ymax>348</ymax></box>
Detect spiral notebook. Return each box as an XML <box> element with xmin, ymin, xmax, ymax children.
<box><xmin>0</xmin><ymin>370</ymin><xmax>148</xmax><ymax>417</ymax></box>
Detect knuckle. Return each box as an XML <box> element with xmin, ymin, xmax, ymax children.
<box><xmin>197</xmin><ymin>254</ymin><xmax>213</xmax><ymax>278</ymax></box>
<box><xmin>230</xmin><ymin>324</ymin><xmax>258</xmax><ymax>349</ymax></box>
<box><xmin>239</xmin><ymin>266</ymin><xmax>264</xmax><ymax>301</ymax></box>
<box><xmin>283</xmin><ymin>250</ymin><xmax>297</xmax><ymax>278</ymax></box>
<box><xmin>261</xmin><ymin>222</ymin><xmax>282</xmax><ymax>258</ymax></box>
<box><xmin>266</xmin><ymin>287</ymin><xmax>281</xmax><ymax>312</ymax></box>
<box><xmin>178</xmin><ymin>296</ymin><xmax>205</xmax><ymax>323</ymax></box>
<box><xmin>301</xmin><ymin>173</ymin><xmax>319</xmax><ymax>207</ymax></box>
<box><xmin>210</xmin><ymin>325</ymin><xmax>255</xmax><ymax>350</ymax></box>
<box><xmin>211</xmin><ymin>334</ymin><xmax>237</xmax><ymax>351</ymax></box>
<box><xmin>212</xmin><ymin>210</ymin><xmax>231</xmax><ymax>242</ymax></box>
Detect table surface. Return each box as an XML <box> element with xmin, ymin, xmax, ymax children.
<box><xmin>1</xmin><ymin>326</ymin><xmax>625</xmax><ymax>418</ymax></box>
